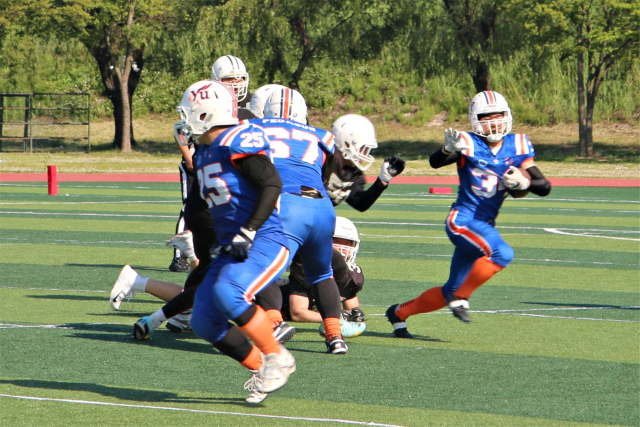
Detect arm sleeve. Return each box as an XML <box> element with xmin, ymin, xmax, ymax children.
<box><xmin>526</xmin><ymin>166</ymin><xmax>552</xmax><ymax>197</ymax></box>
<box><xmin>234</xmin><ymin>154</ymin><xmax>283</xmax><ymax>231</ymax></box>
<box><xmin>430</xmin><ymin>148</ymin><xmax>460</xmax><ymax>169</ymax></box>
<box><xmin>346</xmin><ymin>178</ymin><xmax>388</xmax><ymax>212</ymax></box>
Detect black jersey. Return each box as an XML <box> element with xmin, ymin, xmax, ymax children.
<box><xmin>285</xmin><ymin>249</ymin><xmax>364</xmax><ymax>303</ymax></box>
<box><xmin>322</xmin><ymin>151</ymin><xmax>388</xmax><ymax>211</ymax></box>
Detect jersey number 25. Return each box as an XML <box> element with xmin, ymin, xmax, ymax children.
<box><xmin>197</xmin><ymin>163</ymin><xmax>231</xmax><ymax>207</ymax></box>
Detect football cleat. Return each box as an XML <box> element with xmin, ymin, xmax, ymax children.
<box><xmin>349</xmin><ymin>307</ymin><xmax>365</xmax><ymax>323</ymax></box>
<box><xmin>244</xmin><ymin>370</ymin><xmax>268</xmax><ymax>403</ymax></box>
<box><xmin>325</xmin><ymin>335</ymin><xmax>348</xmax><ymax>355</ymax></box>
<box><xmin>110</xmin><ymin>265</ymin><xmax>137</xmax><ymax>310</ymax></box>
<box><xmin>258</xmin><ymin>346</ymin><xmax>296</xmax><ymax>393</ymax></box>
<box><xmin>169</xmin><ymin>257</ymin><xmax>190</xmax><ymax>273</ymax></box>
<box><xmin>273</xmin><ymin>321</ymin><xmax>296</xmax><ymax>344</ymax></box>
<box><xmin>166</xmin><ymin>310</ymin><xmax>192</xmax><ymax>333</ymax></box>
<box><xmin>320</xmin><ymin>317</ymin><xmax>366</xmax><ymax>338</ymax></box>
<box><xmin>133</xmin><ymin>316</ymin><xmax>153</xmax><ymax>340</ymax></box>
<box><xmin>447</xmin><ymin>297</ymin><xmax>472</xmax><ymax>323</ymax></box>
<box><xmin>385</xmin><ymin>304</ymin><xmax>414</xmax><ymax>339</ymax></box>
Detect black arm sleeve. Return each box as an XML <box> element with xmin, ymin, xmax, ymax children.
<box><xmin>346</xmin><ymin>178</ymin><xmax>388</xmax><ymax>212</ymax></box>
<box><xmin>526</xmin><ymin>166</ymin><xmax>552</xmax><ymax>197</ymax></box>
<box><xmin>430</xmin><ymin>148</ymin><xmax>460</xmax><ymax>169</ymax></box>
<box><xmin>234</xmin><ymin>154</ymin><xmax>282</xmax><ymax>231</ymax></box>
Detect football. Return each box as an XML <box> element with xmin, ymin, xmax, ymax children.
<box><xmin>507</xmin><ymin>167</ymin><xmax>531</xmax><ymax>199</ymax></box>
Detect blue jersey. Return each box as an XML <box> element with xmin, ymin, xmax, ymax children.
<box><xmin>193</xmin><ymin>123</ymin><xmax>288</xmax><ymax>248</ymax></box>
<box><xmin>245</xmin><ymin>118</ymin><xmax>335</xmax><ymax>198</ymax></box>
<box><xmin>454</xmin><ymin>132</ymin><xmax>535</xmax><ymax>221</ymax></box>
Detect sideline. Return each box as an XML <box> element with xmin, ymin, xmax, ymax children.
<box><xmin>0</xmin><ymin>172</ymin><xmax>638</xmax><ymax>187</ymax></box>
<box><xmin>0</xmin><ymin>394</ymin><xmax>405</xmax><ymax>427</ymax></box>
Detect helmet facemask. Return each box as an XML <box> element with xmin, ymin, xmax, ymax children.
<box><xmin>471</xmin><ymin>112</ymin><xmax>513</xmax><ymax>143</ymax></box>
<box><xmin>332</xmin><ymin>237</ymin><xmax>360</xmax><ymax>265</ymax></box>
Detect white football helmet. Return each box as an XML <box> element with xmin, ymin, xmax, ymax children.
<box><xmin>249</xmin><ymin>84</ymin><xmax>288</xmax><ymax>118</ymax></box>
<box><xmin>469</xmin><ymin>91</ymin><xmax>513</xmax><ymax>143</ymax></box>
<box><xmin>174</xmin><ymin>80</ymin><xmax>239</xmax><ymax>145</ymax></box>
<box><xmin>263</xmin><ymin>87</ymin><xmax>308</xmax><ymax>124</ymax></box>
<box><xmin>331</xmin><ymin>114</ymin><xmax>378</xmax><ymax>171</ymax></box>
<box><xmin>332</xmin><ymin>216</ymin><xmax>360</xmax><ymax>265</ymax></box>
<box><xmin>210</xmin><ymin>55</ymin><xmax>250</xmax><ymax>102</ymax></box>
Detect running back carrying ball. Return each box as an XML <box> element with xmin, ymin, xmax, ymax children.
<box><xmin>505</xmin><ymin>166</ymin><xmax>531</xmax><ymax>199</ymax></box>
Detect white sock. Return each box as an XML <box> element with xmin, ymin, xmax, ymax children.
<box><xmin>149</xmin><ymin>309</ymin><xmax>167</xmax><ymax>329</ymax></box>
<box><xmin>132</xmin><ymin>275</ymin><xmax>149</xmax><ymax>292</ymax></box>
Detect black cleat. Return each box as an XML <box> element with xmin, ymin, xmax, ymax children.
<box><xmin>325</xmin><ymin>335</ymin><xmax>348</xmax><ymax>354</ymax></box>
<box><xmin>349</xmin><ymin>307</ymin><xmax>365</xmax><ymax>322</ymax></box>
<box><xmin>446</xmin><ymin>296</ymin><xmax>472</xmax><ymax>323</ymax></box>
<box><xmin>169</xmin><ymin>257</ymin><xmax>190</xmax><ymax>273</ymax></box>
<box><xmin>385</xmin><ymin>304</ymin><xmax>414</xmax><ymax>339</ymax></box>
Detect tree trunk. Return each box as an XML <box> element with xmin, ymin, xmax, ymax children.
<box><xmin>576</xmin><ymin>51</ymin><xmax>588</xmax><ymax>157</ymax></box>
<box><xmin>89</xmin><ymin>43</ymin><xmax>143</xmax><ymax>150</ymax></box>
<box><xmin>472</xmin><ymin>62</ymin><xmax>491</xmax><ymax>92</ymax></box>
<box><xmin>289</xmin><ymin>16</ymin><xmax>314</xmax><ymax>91</ymax></box>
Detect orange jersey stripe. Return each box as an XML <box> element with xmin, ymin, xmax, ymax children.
<box><xmin>243</xmin><ymin>246</ymin><xmax>289</xmax><ymax>303</ymax></box>
<box><xmin>447</xmin><ymin>209</ymin><xmax>492</xmax><ymax>256</ymax></box>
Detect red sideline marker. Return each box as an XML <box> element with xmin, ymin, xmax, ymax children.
<box><xmin>429</xmin><ymin>187</ymin><xmax>452</xmax><ymax>194</ymax></box>
<box><xmin>47</xmin><ymin>165</ymin><xmax>58</xmax><ymax>196</ymax></box>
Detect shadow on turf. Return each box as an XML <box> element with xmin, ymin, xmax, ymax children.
<box><xmin>66</xmin><ymin>263</ymin><xmax>174</xmax><ymax>274</ymax></box>
<box><xmin>0</xmin><ymin>379</ymin><xmax>247</xmax><ymax>405</ymax></box>
<box><xmin>293</xmin><ymin>327</ymin><xmax>446</xmax><ymax>342</ymax></box>
<box><xmin>522</xmin><ymin>301</ymin><xmax>640</xmax><ymax>310</ymax></box>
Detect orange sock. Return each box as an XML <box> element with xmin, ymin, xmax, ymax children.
<box><xmin>396</xmin><ymin>286</ymin><xmax>447</xmax><ymax>320</ymax></box>
<box><xmin>266</xmin><ymin>309</ymin><xmax>284</xmax><ymax>328</ymax></box>
<box><xmin>323</xmin><ymin>317</ymin><xmax>341</xmax><ymax>339</ymax></box>
<box><xmin>239</xmin><ymin>345</ymin><xmax>263</xmax><ymax>371</ymax></box>
<box><xmin>454</xmin><ymin>256</ymin><xmax>503</xmax><ymax>300</ymax></box>
<box><xmin>238</xmin><ymin>306</ymin><xmax>280</xmax><ymax>355</ymax></box>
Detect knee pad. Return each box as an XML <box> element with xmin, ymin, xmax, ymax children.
<box><xmin>492</xmin><ymin>242</ymin><xmax>514</xmax><ymax>267</ymax></box>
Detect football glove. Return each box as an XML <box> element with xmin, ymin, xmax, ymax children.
<box><xmin>501</xmin><ymin>166</ymin><xmax>530</xmax><ymax>190</ymax></box>
<box><xmin>443</xmin><ymin>128</ymin><xmax>467</xmax><ymax>153</ymax></box>
<box><xmin>326</xmin><ymin>172</ymin><xmax>353</xmax><ymax>206</ymax></box>
<box><xmin>379</xmin><ymin>155</ymin><xmax>406</xmax><ymax>183</ymax></box>
<box><xmin>226</xmin><ymin>227</ymin><xmax>256</xmax><ymax>260</ymax></box>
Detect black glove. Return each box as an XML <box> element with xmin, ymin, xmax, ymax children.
<box><xmin>379</xmin><ymin>154</ymin><xmax>406</xmax><ymax>183</ymax></box>
<box><xmin>226</xmin><ymin>227</ymin><xmax>256</xmax><ymax>260</ymax></box>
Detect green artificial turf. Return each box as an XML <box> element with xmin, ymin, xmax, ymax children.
<box><xmin>0</xmin><ymin>182</ymin><xmax>638</xmax><ymax>426</ymax></box>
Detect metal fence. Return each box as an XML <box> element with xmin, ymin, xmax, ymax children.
<box><xmin>0</xmin><ymin>93</ymin><xmax>91</xmax><ymax>152</ymax></box>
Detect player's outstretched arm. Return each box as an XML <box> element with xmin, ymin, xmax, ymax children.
<box><xmin>229</xmin><ymin>154</ymin><xmax>283</xmax><ymax>260</ymax></box>
<box><xmin>525</xmin><ymin>166</ymin><xmax>551</xmax><ymax>197</ymax></box>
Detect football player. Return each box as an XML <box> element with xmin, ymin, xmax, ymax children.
<box><xmin>386</xmin><ymin>90</ymin><xmax>552</xmax><ymax>338</ymax></box>
<box><xmin>159</xmin><ymin>80</ymin><xmax>295</xmax><ymax>402</ymax></box>
<box><xmin>246</xmin><ymin>87</ymin><xmax>350</xmax><ymax>355</ymax></box>
<box><xmin>324</xmin><ymin>114</ymin><xmax>406</xmax><ymax>210</ymax></box>
<box><xmin>280</xmin><ymin>216</ymin><xmax>366</xmax><ymax>338</ymax></box>
<box><xmin>169</xmin><ymin>55</ymin><xmax>255</xmax><ymax>272</ymax></box>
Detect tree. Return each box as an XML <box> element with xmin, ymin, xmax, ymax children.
<box><xmin>407</xmin><ymin>0</ymin><xmax>521</xmax><ymax>93</ymax></box>
<box><xmin>20</xmin><ymin>0</ymin><xmax>188</xmax><ymax>152</ymax></box>
<box><xmin>515</xmin><ymin>0</ymin><xmax>639</xmax><ymax>157</ymax></box>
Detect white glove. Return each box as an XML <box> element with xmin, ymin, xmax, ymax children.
<box><xmin>443</xmin><ymin>128</ymin><xmax>468</xmax><ymax>153</ymax></box>
<box><xmin>501</xmin><ymin>166</ymin><xmax>530</xmax><ymax>190</ymax></box>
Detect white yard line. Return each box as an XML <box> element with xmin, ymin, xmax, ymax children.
<box><xmin>0</xmin><ymin>211</ymin><xmax>175</xmax><ymax>218</ymax></box>
<box><xmin>0</xmin><ymin>201</ymin><xmax>178</xmax><ymax>205</ymax></box>
<box><xmin>369</xmin><ymin>306</ymin><xmax>639</xmax><ymax>323</ymax></box>
<box><xmin>0</xmin><ymin>394</ymin><xmax>405</xmax><ymax>427</ymax></box>
<box><xmin>544</xmin><ymin>228</ymin><xmax>640</xmax><ymax>241</ymax></box>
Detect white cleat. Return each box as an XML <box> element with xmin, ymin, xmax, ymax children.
<box><xmin>166</xmin><ymin>231</ymin><xmax>195</xmax><ymax>257</ymax></box>
<box><xmin>258</xmin><ymin>346</ymin><xmax>296</xmax><ymax>393</ymax></box>
<box><xmin>244</xmin><ymin>370</ymin><xmax>269</xmax><ymax>403</ymax></box>
<box><xmin>110</xmin><ymin>265</ymin><xmax>137</xmax><ymax>310</ymax></box>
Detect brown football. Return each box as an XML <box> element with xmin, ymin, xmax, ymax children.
<box><xmin>507</xmin><ymin>167</ymin><xmax>531</xmax><ymax>199</ymax></box>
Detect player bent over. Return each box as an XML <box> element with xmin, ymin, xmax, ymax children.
<box><xmin>171</xmin><ymin>80</ymin><xmax>294</xmax><ymax>402</ymax></box>
<box><xmin>280</xmin><ymin>217</ymin><xmax>367</xmax><ymax>338</ymax></box>
<box><xmin>387</xmin><ymin>91</ymin><xmax>551</xmax><ymax>338</ymax></box>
